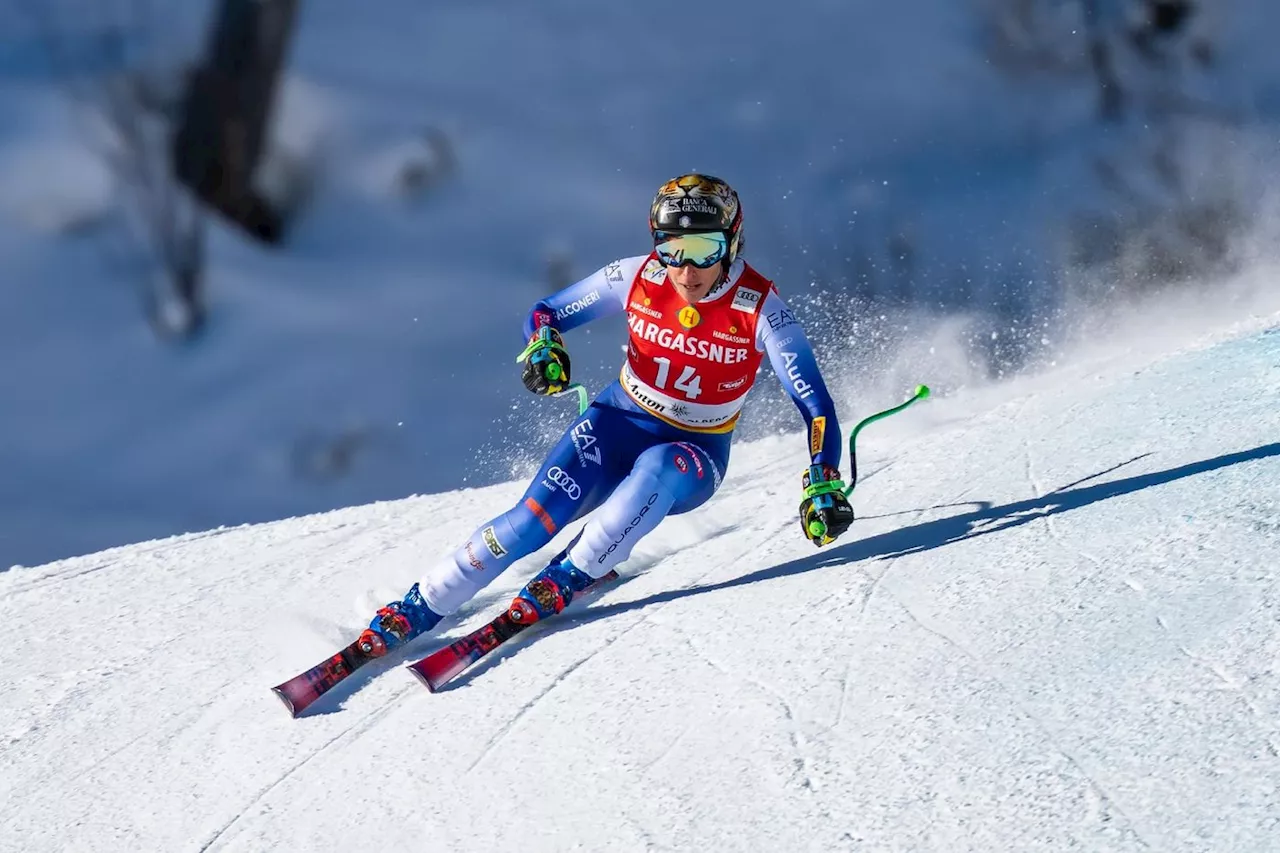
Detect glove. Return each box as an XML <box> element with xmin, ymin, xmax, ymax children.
<box><xmin>519</xmin><ymin>327</ymin><xmax>572</xmax><ymax>396</ymax></box>
<box><xmin>799</xmin><ymin>463</ymin><xmax>855</xmax><ymax>547</ymax></box>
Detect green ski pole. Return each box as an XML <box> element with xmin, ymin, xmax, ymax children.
<box><xmin>554</xmin><ymin>382</ymin><xmax>589</xmax><ymax>416</ymax></box>
<box><xmin>804</xmin><ymin>384</ymin><xmax>931</xmax><ymax>541</ymax></box>
<box><xmin>843</xmin><ymin>383</ymin><xmax>930</xmax><ymax>497</ymax></box>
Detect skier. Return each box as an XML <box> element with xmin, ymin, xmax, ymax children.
<box><xmin>356</xmin><ymin>173</ymin><xmax>856</xmax><ymax>657</ymax></box>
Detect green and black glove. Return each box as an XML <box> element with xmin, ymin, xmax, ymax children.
<box><xmin>518</xmin><ymin>327</ymin><xmax>572</xmax><ymax>396</ymax></box>
<box><xmin>799</xmin><ymin>463</ymin><xmax>855</xmax><ymax>547</ymax></box>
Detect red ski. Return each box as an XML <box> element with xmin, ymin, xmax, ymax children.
<box><xmin>408</xmin><ymin>570</ymin><xmax>618</xmax><ymax>692</ymax></box>
<box><xmin>272</xmin><ymin>640</ymin><xmax>379</xmax><ymax>717</ymax></box>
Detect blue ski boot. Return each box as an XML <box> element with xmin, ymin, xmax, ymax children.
<box><xmin>513</xmin><ymin>557</ymin><xmax>597</xmax><ymax>624</ymax></box>
<box><xmin>357</xmin><ymin>582</ymin><xmax>442</xmax><ymax>657</ymax></box>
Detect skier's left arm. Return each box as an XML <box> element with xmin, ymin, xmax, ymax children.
<box><xmin>758</xmin><ymin>289</ymin><xmax>856</xmax><ymax>546</ymax></box>
<box><xmin>758</xmin><ymin>290</ymin><xmax>845</xmax><ymax>474</ymax></box>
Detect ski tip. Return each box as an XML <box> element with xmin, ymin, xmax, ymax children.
<box><xmin>406</xmin><ymin>662</ymin><xmax>441</xmax><ymax>693</ymax></box>
<box><xmin>271</xmin><ymin>685</ymin><xmax>302</xmax><ymax>718</ymax></box>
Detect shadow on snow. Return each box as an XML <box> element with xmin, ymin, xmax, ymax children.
<box><xmin>503</xmin><ymin>441</ymin><xmax>1280</xmax><ymax>656</ymax></box>
<box><xmin>300</xmin><ymin>442</ymin><xmax>1278</xmax><ymax>704</ymax></box>
<box><xmin>298</xmin><ymin>523</ymin><xmax>741</xmax><ymax>708</ymax></box>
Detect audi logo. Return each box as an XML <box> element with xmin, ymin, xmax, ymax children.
<box><xmin>546</xmin><ymin>466</ymin><xmax>582</xmax><ymax>500</ymax></box>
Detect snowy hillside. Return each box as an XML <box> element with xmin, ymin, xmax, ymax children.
<box><xmin>5</xmin><ymin>0</ymin><xmax>1280</xmax><ymax>568</ymax></box>
<box><xmin>3</xmin><ymin>293</ymin><xmax>1277</xmax><ymax>851</ymax></box>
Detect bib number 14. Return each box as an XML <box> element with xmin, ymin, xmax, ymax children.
<box><xmin>652</xmin><ymin>357</ymin><xmax>702</xmax><ymax>400</ymax></box>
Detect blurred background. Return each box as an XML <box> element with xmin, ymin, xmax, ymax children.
<box><xmin>2</xmin><ymin>0</ymin><xmax>1278</xmax><ymax>568</ymax></box>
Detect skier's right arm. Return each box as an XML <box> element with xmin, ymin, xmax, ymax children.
<box><xmin>521</xmin><ymin>257</ymin><xmax>641</xmax><ymax>339</ymax></box>
<box><xmin>519</xmin><ymin>257</ymin><xmax>642</xmax><ymax>396</ymax></box>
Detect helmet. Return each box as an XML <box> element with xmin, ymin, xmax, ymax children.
<box><xmin>649</xmin><ymin>173</ymin><xmax>744</xmax><ymax>268</ymax></box>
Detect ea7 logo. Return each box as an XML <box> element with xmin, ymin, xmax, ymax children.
<box><xmin>767</xmin><ymin>308</ymin><xmax>796</xmax><ymax>331</ymax></box>
<box><xmin>571</xmin><ymin>420</ymin><xmax>602</xmax><ymax>465</ymax></box>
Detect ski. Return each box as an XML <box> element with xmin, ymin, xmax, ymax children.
<box><xmin>407</xmin><ymin>569</ymin><xmax>619</xmax><ymax>692</ymax></box>
<box><xmin>272</xmin><ymin>639</ymin><xmax>380</xmax><ymax>717</ymax></box>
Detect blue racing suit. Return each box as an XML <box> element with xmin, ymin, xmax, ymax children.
<box><xmin>418</xmin><ymin>256</ymin><xmax>842</xmax><ymax>615</ymax></box>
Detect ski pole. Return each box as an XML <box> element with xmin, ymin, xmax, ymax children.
<box><xmin>553</xmin><ymin>382</ymin><xmax>589</xmax><ymax>415</ymax></box>
<box><xmin>804</xmin><ymin>383</ymin><xmax>931</xmax><ymax>542</ymax></box>
<box><xmin>842</xmin><ymin>383</ymin><xmax>930</xmax><ymax>496</ymax></box>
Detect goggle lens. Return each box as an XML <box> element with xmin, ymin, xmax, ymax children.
<box><xmin>654</xmin><ymin>232</ymin><xmax>728</xmax><ymax>269</ymax></box>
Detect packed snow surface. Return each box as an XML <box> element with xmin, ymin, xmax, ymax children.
<box><xmin>3</xmin><ymin>302</ymin><xmax>1278</xmax><ymax>852</ymax></box>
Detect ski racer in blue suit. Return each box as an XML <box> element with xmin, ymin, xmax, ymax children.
<box><xmin>357</xmin><ymin>174</ymin><xmax>856</xmax><ymax>656</ymax></box>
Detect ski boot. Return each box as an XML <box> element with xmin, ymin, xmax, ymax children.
<box><xmin>509</xmin><ymin>557</ymin><xmax>597</xmax><ymax>626</ymax></box>
<box><xmin>357</xmin><ymin>582</ymin><xmax>442</xmax><ymax>657</ymax></box>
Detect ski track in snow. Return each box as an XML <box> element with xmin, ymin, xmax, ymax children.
<box><xmin>197</xmin><ymin>695</ymin><xmax>412</xmax><ymax>853</ymax></box>
<box><xmin>2</xmin><ymin>324</ymin><xmax>1279</xmax><ymax>851</ymax></box>
<box><xmin>463</xmin><ymin>519</ymin><xmax>794</xmax><ymax>777</ymax></box>
<box><xmin>674</xmin><ymin>626</ymin><xmax>818</xmax><ymax>793</ymax></box>
<box><xmin>880</xmin><ymin>585</ymin><xmax>1154</xmax><ymax>849</ymax></box>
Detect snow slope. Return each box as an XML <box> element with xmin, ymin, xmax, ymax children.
<box><xmin>5</xmin><ymin>0</ymin><xmax>1280</xmax><ymax>569</ymax></box>
<box><xmin>3</xmin><ymin>302</ymin><xmax>1278</xmax><ymax>851</ymax></box>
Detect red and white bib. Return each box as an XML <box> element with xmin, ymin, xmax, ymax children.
<box><xmin>621</xmin><ymin>254</ymin><xmax>772</xmax><ymax>432</ymax></box>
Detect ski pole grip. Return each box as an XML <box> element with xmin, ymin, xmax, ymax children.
<box><xmin>517</xmin><ymin>337</ymin><xmax>587</xmax><ymax>415</ymax></box>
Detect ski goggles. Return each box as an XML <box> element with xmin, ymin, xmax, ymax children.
<box><xmin>653</xmin><ymin>231</ymin><xmax>728</xmax><ymax>269</ymax></box>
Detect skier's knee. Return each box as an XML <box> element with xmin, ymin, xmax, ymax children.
<box><xmin>417</xmin><ymin>505</ymin><xmax>553</xmax><ymax>615</ymax></box>
<box><xmin>634</xmin><ymin>443</ymin><xmax>712</xmax><ymax>500</ymax></box>
<box><xmin>506</xmin><ymin>498</ymin><xmax>559</xmax><ymax>552</ymax></box>
<box><xmin>460</xmin><ymin>502</ymin><xmax>556</xmax><ymax>571</ymax></box>
<box><xmin>634</xmin><ymin>443</ymin><xmax>683</xmax><ymax>480</ymax></box>
<box><xmin>566</xmin><ymin>467</ymin><xmax>675</xmax><ymax>577</ymax></box>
